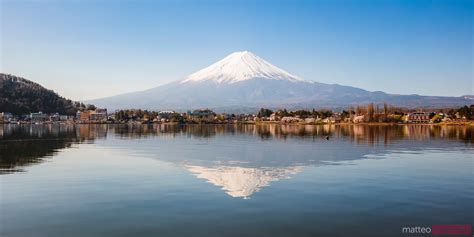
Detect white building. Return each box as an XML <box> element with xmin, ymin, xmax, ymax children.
<box><xmin>0</xmin><ymin>112</ymin><xmax>13</xmax><ymax>122</ymax></box>
<box><xmin>353</xmin><ymin>115</ymin><xmax>365</xmax><ymax>123</ymax></box>
<box><xmin>406</xmin><ymin>112</ymin><xmax>430</xmax><ymax>123</ymax></box>
<box><xmin>30</xmin><ymin>112</ymin><xmax>49</xmax><ymax>122</ymax></box>
<box><xmin>281</xmin><ymin>116</ymin><xmax>302</xmax><ymax>123</ymax></box>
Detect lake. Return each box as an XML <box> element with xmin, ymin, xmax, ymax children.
<box><xmin>0</xmin><ymin>124</ymin><xmax>473</xmax><ymax>237</ymax></box>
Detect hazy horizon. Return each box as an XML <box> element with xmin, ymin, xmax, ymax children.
<box><xmin>1</xmin><ymin>0</ymin><xmax>472</xmax><ymax>100</ymax></box>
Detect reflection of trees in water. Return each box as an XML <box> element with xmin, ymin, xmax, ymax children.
<box><xmin>112</xmin><ymin>124</ymin><xmax>335</xmax><ymax>139</ymax></box>
<box><xmin>110</xmin><ymin>124</ymin><xmax>473</xmax><ymax>144</ymax></box>
<box><xmin>1</xmin><ymin>124</ymin><xmax>471</xmax><ymax>174</ymax></box>
<box><xmin>345</xmin><ymin>125</ymin><xmax>473</xmax><ymax>146</ymax></box>
<box><xmin>0</xmin><ymin>139</ymin><xmax>76</xmax><ymax>174</ymax></box>
<box><xmin>113</xmin><ymin>124</ymin><xmax>161</xmax><ymax>139</ymax></box>
<box><xmin>0</xmin><ymin>124</ymin><xmax>106</xmax><ymax>174</ymax></box>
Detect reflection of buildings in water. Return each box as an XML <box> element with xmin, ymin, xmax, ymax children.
<box><xmin>1</xmin><ymin>124</ymin><xmax>471</xmax><ymax>174</ymax></box>
<box><xmin>2</xmin><ymin>124</ymin><xmax>472</xmax><ymax>143</ymax></box>
<box><xmin>186</xmin><ymin>165</ymin><xmax>303</xmax><ymax>199</ymax></box>
<box><xmin>0</xmin><ymin>124</ymin><xmax>108</xmax><ymax>140</ymax></box>
<box><xmin>106</xmin><ymin>124</ymin><xmax>472</xmax><ymax>144</ymax></box>
<box><xmin>78</xmin><ymin>124</ymin><xmax>108</xmax><ymax>139</ymax></box>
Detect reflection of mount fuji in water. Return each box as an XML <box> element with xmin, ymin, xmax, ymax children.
<box><xmin>109</xmin><ymin>124</ymin><xmax>473</xmax><ymax>198</ymax></box>
<box><xmin>186</xmin><ymin>165</ymin><xmax>303</xmax><ymax>198</ymax></box>
<box><xmin>2</xmin><ymin>122</ymin><xmax>472</xmax><ymax>200</ymax></box>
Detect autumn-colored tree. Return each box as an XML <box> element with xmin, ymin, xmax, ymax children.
<box><xmin>367</xmin><ymin>103</ymin><xmax>375</xmax><ymax>122</ymax></box>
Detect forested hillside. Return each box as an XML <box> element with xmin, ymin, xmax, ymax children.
<box><xmin>0</xmin><ymin>73</ymin><xmax>80</xmax><ymax>115</ymax></box>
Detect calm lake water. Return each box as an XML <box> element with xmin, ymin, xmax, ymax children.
<box><xmin>0</xmin><ymin>124</ymin><xmax>473</xmax><ymax>237</ymax></box>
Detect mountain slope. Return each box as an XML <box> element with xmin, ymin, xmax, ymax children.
<box><xmin>181</xmin><ymin>51</ymin><xmax>304</xmax><ymax>84</ymax></box>
<box><xmin>88</xmin><ymin>51</ymin><xmax>473</xmax><ymax>111</ymax></box>
<box><xmin>0</xmin><ymin>73</ymin><xmax>79</xmax><ymax>115</ymax></box>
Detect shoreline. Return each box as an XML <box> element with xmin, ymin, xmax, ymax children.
<box><xmin>1</xmin><ymin>121</ymin><xmax>473</xmax><ymax>126</ymax></box>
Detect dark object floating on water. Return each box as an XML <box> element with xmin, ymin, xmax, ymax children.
<box><xmin>325</xmin><ymin>136</ymin><xmax>329</xmax><ymax>140</ymax></box>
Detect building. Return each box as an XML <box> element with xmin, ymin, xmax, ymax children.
<box><xmin>59</xmin><ymin>115</ymin><xmax>73</xmax><ymax>121</ymax></box>
<box><xmin>281</xmin><ymin>116</ymin><xmax>302</xmax><ymax>123</ymax></box>
<box><xmin>90</xmin><ymin>109</ymin><xmax>107</xmax><ymax>121</ymax></box>
<box><xmin>406</xmin><ymin>112</ymin><xmax>430</xmax><ymax>123</ymax></box>
<box><xmin>269</xmin><ymin>113</ymin><xmax>279</xmax><ymax>121</ymax></box>
<box><xmin>30</xmin><ymin>112</ymin><xmax>49</xmax><ymax>122</ymax></box>
<box><xmin>77</xmin><ymin>108</ymin><xmax>108</xmax><ymax>122</ymax></box>
<box><xmin>187</xmin><ymin>109</ymin><xmax>215</xmax><ymax>122</ymax></box>
<box><xmin>78</xmin><ymin>111</ymin><xmax>91</xmax><ymax>121</ymax></box>
<box><xmin>157</xmin><ymin>111</ymin><xmax>178</xmax><ymax>121</ymax></box>
<box><xmin>353</xmin><ymin>115</ymin><xmax>365</xmax><ymax>123</ymax></box>
<box><xmin>0</xmin><ymin>112</ymin><xmax>13</xmax><ymax>122</ymax></box>
<box><xmin>50</xmin><ymin>113</ymin><xmax>60</xmax><ymax>122</ymax></box>
<box><xmin>50</xmin><ymin>114</ymin><xmax>74</xmax><ymax>122</ymax></box>
<box><xmin>324</xmin><ymin>114</ymin><xmax>341</xmax><ymax>123</ymax></box>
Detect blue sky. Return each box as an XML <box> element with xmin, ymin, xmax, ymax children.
<box><xmin>1</xmin><ymin>0</ymin><xmax>472</xmax><ymax>100</ymax></box>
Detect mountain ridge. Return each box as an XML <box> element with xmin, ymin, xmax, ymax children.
<box><xmin>82</xmin><ymin>51</ymin><xmax>473</xmax><ymax>111</ymax></box>
<box><xmin>0</xmin><ymin>73</ymin><xmax>82</xmax><ymax>115</ymax></box>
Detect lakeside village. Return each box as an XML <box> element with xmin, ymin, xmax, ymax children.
<box><xmin>1</xmin><ymin>103</ymin><xmax>473</xmax><ymax>125</ymax></box>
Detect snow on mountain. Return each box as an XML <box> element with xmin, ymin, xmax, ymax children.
<box><xmin>87</xmin><ymin>51</ymin><xmax>472</xmax><ymax>111</ymax></box>
<box><xmin>181</xmin><ymin>51</ymin><xmax>304</xmax><ymax>84</ymax></box>
<box><xmin>186</xmin><ymin>165</ymin><xmax>302</xmax><ymax>198</ymax></box>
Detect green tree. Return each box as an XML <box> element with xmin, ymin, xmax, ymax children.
<box><xmin>257</xmin><ymin>108</ymin><xmax>273</xmax><ymax>118</ymax></box>
<box><xmin>457</xmin><ymin>105</ymin><xmax>472</xmax><ymax>119</ymax></box>
<box><xmin>431</xmin><ymin>114</ymin><xmax>442</xmax><ymax>123</ymax></box>
<box><xmin>86</xmin><ymin>104</ymin><xmax>96</xmax><ymax>111</ymax></box>
<box><xmin>277</xmin><ymin>109</ymin><xmax>290</xmax><ymax>117</ymax></box>
<box><xmin>292</xmin><ymin>110</ymin><xmax>312</xmax><ymax>118</ymax></box>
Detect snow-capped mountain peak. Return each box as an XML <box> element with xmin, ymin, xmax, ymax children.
<box><xmin>186</xmin><ymin>165</ymin><xmax>302</xmax><ymax>198</ymax></box>
<box><xmin>181</xmin><ymin>51</ymin><xmax>305</xmax><ymax>84</ymax></box>
<box><xmin>87</xmin><ymin>51</ymin><xmax>472</xmax><ymax>110</ymax></box>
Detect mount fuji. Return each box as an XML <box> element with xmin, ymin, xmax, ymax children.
<box><xmin>181</xmin><ymin>51</ymin><xmax>304</xmax><ymax>84</ymax></box>
<box><xmin>88</xmin><ymin>51</ymin><xmax>472</xmax><ymax>111</ymax></box>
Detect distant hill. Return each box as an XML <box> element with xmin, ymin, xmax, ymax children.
<box><xmin>0</xmin><ymin>73</ymin><xmax>80</xmax><ymax>115</ymax></box>
<box><xmin>88</xmin><ymin>51</ymin><xmax>474</xmax><ymax>111</ymax></box>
